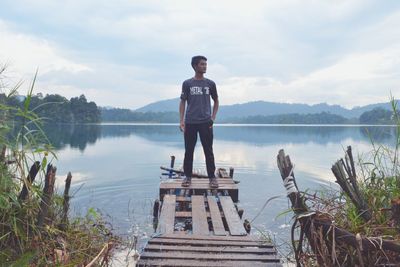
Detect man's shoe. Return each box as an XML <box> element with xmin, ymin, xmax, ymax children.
<box><xmin>209</xmin><ymin>177</ymin><xmax>219</xmax><ymax>188</ymax></box>
<box><xmin>182</xmin><ymin>177</ymin><xmax>191</xmax><ymax>187</ymax></box>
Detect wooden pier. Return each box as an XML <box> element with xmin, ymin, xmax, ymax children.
<box><xmin>137</xmin><ymin>163</ymin><xmax>281</xmax><ymax>266</ymax></box>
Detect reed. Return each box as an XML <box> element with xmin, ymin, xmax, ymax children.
<box><xmin>0</xmin><ymin>66</ymin><xmax>116</xmax><ymax>266</ymax></box>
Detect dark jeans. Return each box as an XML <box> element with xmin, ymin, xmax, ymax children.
<box><xmin>183</xmin><ymin>120</ymin><xmax>216</xmax><ymax>179</ymax></box>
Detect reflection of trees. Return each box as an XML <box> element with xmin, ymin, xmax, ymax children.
<box><xmin>359</xmin><ymin>126</ymin><xmax>395</xmax><ymax>144</ymax></box>
<box><xmin>42</xmin><ymin>124</ymin><xmax>396</xmax><ymax>152</ymax></box>
<box><xmin>44</xmin><ymin>124</ymin><xmax>100</xmax><ymax>151</ymax></box>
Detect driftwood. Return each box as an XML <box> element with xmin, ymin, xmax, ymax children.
<box><xmin>84</xmin><ymin>242</ymin><xmax>112</xmax><ymax>267</ymax></box>
<box><xmin>37</xmin><ymin>164</ymin><xmax>57</xmax><ymax>227</ymax></box>
<box><xmin>277</xmin><ymin>149</ymin><xmax>400</xmax><ymax>266</ymax></box>
<box><xmin>18</xmin><ymin>161</ymin><xmax>41</xmax><ymax>201</ymax></box>
<box><xmin>331</xmin><ymin>146</ymin><xmax>372</xmax><ymax>221</ymax></box>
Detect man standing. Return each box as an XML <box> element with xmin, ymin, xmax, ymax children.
<box><xmin>179</xmin><ymin>55</ymin><xmax>219</xmax><ymax>188</ymax></box>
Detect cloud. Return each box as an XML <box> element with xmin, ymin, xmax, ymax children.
<box><xmin>218</xmin><ymin>45</ymin><xmax>400</xmax><ymax>107</ymax></box>
<box><xmin>0</xmin><ymin>1</ymin><xmax>399</xmax><ymax>108</ymax></box>
<box><xmin>0</xmin><ymin>20</ymin><xmax>91</xmax><ymax>76</ymax></box>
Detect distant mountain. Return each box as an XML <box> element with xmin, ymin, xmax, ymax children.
<box><xmin>135</xmin><ymin>98</ymin><xmax>180</xmax><ymax>113</ymax></box>
<box><xmin>134</xmin><ymin>98</ymin><xmax>393</xmax><ymax>119</ymax></box>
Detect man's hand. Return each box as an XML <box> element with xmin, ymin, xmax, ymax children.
<box><xmin>210</xmin><ymin>116</ymin><xmax>216</xmax><ymax>128</ymax></box>
<box><xmin>180</xmin><ymin>120</ymin><xmax>185</xmax><ymax>132</ymax></box>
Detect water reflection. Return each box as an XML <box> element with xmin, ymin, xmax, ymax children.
<box><xmin>44</xmin><ymin>124</ymin><xmax>396</xmax><ymax>151</ymax></box>
<box><xmin>46</xmin><ymin>124</ymin><xmax>396</xmax><ymax>251</ymax></box>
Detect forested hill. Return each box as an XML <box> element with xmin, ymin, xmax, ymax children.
<box><xmin>1</xmin><ymin>93</ymin><xmax>394</xmax><ymax>124</ymax></box>
<box><xmin>0</xmin><ymin>93</ymin><xmax>100</xmax><ymax>123</ymax></box>
<box><xmin>134</xmin><ymin>98</ymin><xmax>393</xmax><ymax>119</ymax></box>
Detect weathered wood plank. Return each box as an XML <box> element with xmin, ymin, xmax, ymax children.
<box><xmin>160</xmin><ymin>189</ymin><xmax>239</xmax><ymax>202</ymax></box>
<box><xmin>191</xmin><ymin>196</ymin><xmax>209</xmax><ymax>235</ymax></box>
<box><xmin>140</xmin><ymin>251</ymin><xmax>280</xmax><ymax>261</ymax></box>
<box><xmin>217</xmin><ymin>168</ymin><xmax>231</xmax><ymax>178</ymax></box>
<box><xmin>207</xmin><ymin>196</ymin><xmax>226</xmax><ymax>236</ymax></box>
<box><xmin>159</xmin><ymin>234</ymin><xmax>266</xmax><ymax>243</ymax></box>
<box><xmin>173</xmin><ymin>178</ymin><xmax>235</xmax><ymax>184</ymax></box>
<box><xmin>176</xmin><ymin>211</ymin><xmax>215</xmax><ymax>218</ymax></box>
<box><xmin>138</xmin><ymin>259</ymin><xmax>282</xmax><ymax>267</ymax></box>
<box><xmin>148</xmin><ymin>238</ymin><xmax>272</xmax><ymax>248</ymax></box>
<box><xmin>219</xmin><ymin>196</ymin><xmax>247</xmax><ymax>236</ymax></box>
<box><xmin>144</xmin><ymin>244</ymin><xmax>276</xmax><ymax>254</ymax></box>
<box><xmin>157</xmin><ymin>195</ymin><xmax>176</xmax><ymax>234</ymax></box>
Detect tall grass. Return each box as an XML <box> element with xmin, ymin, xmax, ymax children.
<box><xmin>0</xmin><ymin>67</ymin><xmax>115</xmax><ymax>266</ymax></box>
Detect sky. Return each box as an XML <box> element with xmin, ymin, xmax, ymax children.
<box><xmin>0</xmin><ymin>0</ymin><xmax>399</xmax><ymax>109</ymax></box>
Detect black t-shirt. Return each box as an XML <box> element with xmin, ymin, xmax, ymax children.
<box><xmin>180</xmin><ymin>78</ymin><xmax>218</xmax><ymax>124</ymax></box>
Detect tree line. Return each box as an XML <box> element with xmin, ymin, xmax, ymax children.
<box><xmin>0</xmin><ymin>92</ymin><xmax>394</xmax><ymax>124</ymax></box>
<box><xmin>0</xmin><ymin>93</ymin><xmax>100</xmax><ymax>123</ymax></box>
<box><xmin>101</xmin><ymin>107</ymin><xmax>394</xmax><ymax>124</ymax></box>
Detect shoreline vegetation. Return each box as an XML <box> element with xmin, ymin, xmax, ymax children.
<box><xmin>276</xmin><ymin>99</ymin><xmax>400</xmax><ymax>265</ymax></box>
<box><xmin>0</xmin><ymin>70</ymin><xmax>118</xmax><ymax>265</ymax></box>
<box><xmin>2</xmin><ymin>92</ymin><xmax>394</xmax><ymax>125</ymax></box>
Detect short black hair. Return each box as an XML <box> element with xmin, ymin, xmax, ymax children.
<box><xmin>191</xmin><ymin>55</ymin><xmax>207</xmax><ymax>69</ymax></box>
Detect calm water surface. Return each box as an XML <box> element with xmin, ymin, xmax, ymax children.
<box><xmin>44</xmin><ymin>124</ymin><xmax>395</xmax><ymax>250</ymax></box>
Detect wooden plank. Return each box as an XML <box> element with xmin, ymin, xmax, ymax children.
<box><xmin>176</xmin><ymin>196</ymin><xmax>192</xmax><ymax>202</ymax></box>
<box><xmin>175</xmin><ymin>211</ymin><xmax>226</xmax><ymax>218</ymax></box>
<box><xmin>207</xmin><ymin>196</ymin><xmax>226</xmax><ymax>236</ymax></box>
<box><xmin>157</xmin><ymin>195</ymin><xmax>176</xmax><ymax>234</ymax></box>
<box><xmin>138</xmin><ymin>259</ymin><xmax>282</xmax><ymax>267</ymax></box>
<box><xmin>148</xmin><ymin>238</ymin><xmax>272</xmax><ymax>248</ymax></box>
<box><xmin>191</xmin><ymin>196</ymin><xmax>209</xmax><ymax>235</ymax></box>
<box><xmin>160</xmin><ymin>182</ymin><xmax>237</xmax><ymax>190</ymax></box>
<box><xmin>217</xmin><ymin>168</ymin><xmax>231</xmax><ymax>178</ymax></box>
<box><xmin>144</xmin><ymin>244</ymin><xmax>276</xmax><ymax>254</ymax></box>
<box><xmin>140</xmin><ymin>251</ymin><xmax>280</xmax><ymax>262</ymax></box>
<box><xmin>172</xmin><ymin>178</ymin><xmax>235</xmax><ymax>184</ymax></box>
<box><xmin>159</xmin><ymin>234</ymin><xmax>266</xmax><ymax>243</ymax></box>
<box><xmin>160</xmin><ymin>189</ymin><xmax>239</xmax><ymax>203</ymax></box>
<box><xmin>176</xmin><ymin>211</ymin><xmax>216</xmax><ymax>218</ymax></box>
<box><xmin>219</xmin><ymin>196</ymin><xmax>247</xmax><ymax>236</ymax></box>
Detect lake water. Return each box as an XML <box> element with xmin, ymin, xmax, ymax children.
<box><xmin>45</xmin><ymin>123</ymin><xmax>395</xmax><ymax>251</ymax></box>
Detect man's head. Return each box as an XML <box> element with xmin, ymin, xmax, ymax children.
<box><xmin>191</xmin><ymin>55</ymin><xmax>207</xmax><ymax>73</ymax></box>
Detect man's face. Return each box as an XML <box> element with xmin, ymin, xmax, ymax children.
<box><xmin>195</xmin><ymin>59</ymin><xmax>207</xmax><ymax>73</ymax></box>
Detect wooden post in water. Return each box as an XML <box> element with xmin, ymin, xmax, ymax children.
<box><xmin>277</xmin><ymin>149</ymin><xmax>323</xmax><ymax>266</ymax></box>
<box><xmin>37</xmin><ymin>164</ymin><xmax>56</xmax><ymax>227</ymax></box>
<box><xmin>169</xmin><ymin>155</ymin><xmax>175</xmax><ymax>178</ymax></box>
<box><xmin>229</xmin><ymin>167</ymin><xmax>234</xmax><ymax>178</ymax></box>
<box><xmin>153</xmin><ymin>199</ymin><xmax>160</xmax><ymax>232</ymax></box>
<box><xmin>61</xmin><ymin>172</ymin><xmax>72</xmax><ymax>230</ymax></box>
<box><xmin>19</xmin><ymin>161</ymin><xmax>41</xmax><ymax>201</ymax></box>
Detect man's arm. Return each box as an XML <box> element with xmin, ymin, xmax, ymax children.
<box><xmin>211</xmin><ymin>98</ymin><xmax>219</xmax><ymax>121</ymax></box>
<box><xmin>179</xmin><ymin>99</ymin><xmax>186</xmax><ymax>132</ymax></box>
